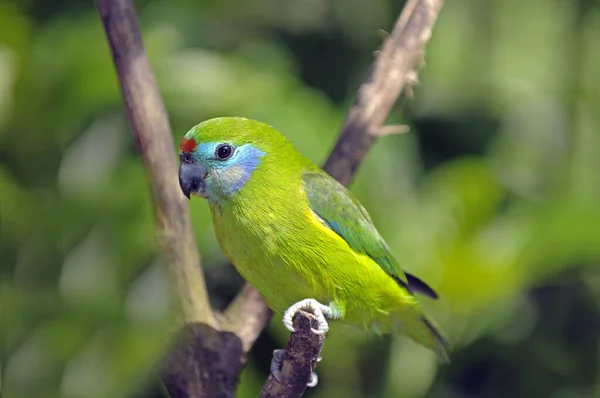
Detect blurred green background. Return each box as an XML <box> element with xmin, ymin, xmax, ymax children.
<box><xmin>2</xmin><ymin>0</ymin><xmax>600</xmax><ymax>397</ymax></box>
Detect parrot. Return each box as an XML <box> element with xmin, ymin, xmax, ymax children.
<box><xmin>178</xmin><ymin>117</ymin><xmax>450</xmax><ymax>363</ymax></box>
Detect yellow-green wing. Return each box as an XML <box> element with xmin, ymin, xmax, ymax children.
<box><xmin>303</xmin><ymin>171</ymin><xmax>438</xmax><ymax>299</ymax></box>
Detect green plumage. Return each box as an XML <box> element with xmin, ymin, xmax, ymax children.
<box><xmin>303</xmin><ymin>172</ymin><xmax>409</xmax><ymax>285</ymax></box>
<box><xmin>180</xmin><ymin>117</ymin><xmax>450</xmax><ymax>362</ymax></box>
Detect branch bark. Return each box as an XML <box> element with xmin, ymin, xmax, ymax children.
<box><xmin>260</xmin><ymin>312</ymin><xmax>325</xmax><ymax>398</ymax></box>
<box><xmin>222</xmin><ymin>282</ymin><xmax>273</xmax><ymax>352</ymax></box>
<box><xmin>96</xmin><ymin>0</ymin><xmax>215</xmax><ymax>328</ymax></box>
<box><xmin>96</xmin><ymin>1</ymin><xmax>239</xmax><ymax>397</ymax></box>
<box><xmin>162</xmin><ymin>323</ymin><xmax>244</xmax><ymax>398</ymax></box>
<box><xmin>324</xmin><ymin>0</ymin><xmax>445</xmax><ymax>185</ymax></box>
<box><xmin>97</xmin><ymin>1</ymin><xmax>271</xmax><ymax>395</ymax></box>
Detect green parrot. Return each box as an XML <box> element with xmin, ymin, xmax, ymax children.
<box><xmin>178</xmin><ymin>117</ymin><xmax>450</xmax><ymax>362</ymax></box>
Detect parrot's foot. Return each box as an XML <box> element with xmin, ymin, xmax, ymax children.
<box><xmin>270</xmin><ymin>349</ymin><xmax>285</xmax><ymax>382</ymax></box>
<box><xmin>283</xmin><ymin>298</ymin><xmax>339</xmax><ymax>335</ymax></box>
<box><xmin>270</xmin><ymin>349</ymin><xmax>320</xmax><ymax>388</ymax></box>
<box><xmin>307</xmin><ymin>372</ymin><xmax>319</xmax><ymax>388</ymax></box>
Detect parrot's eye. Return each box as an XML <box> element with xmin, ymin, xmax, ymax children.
<box><xmin>215</xmin><ymin>144</ymin><xmax>234</xmax><ymax>160</ymax></box>
<box><xmin>180</xmin><ymin>153</ymin><xmax>195</xmax><ymax>164</ymax></box>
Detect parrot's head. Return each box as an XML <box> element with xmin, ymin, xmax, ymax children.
<box><xmin>178</xmin><ymin>117</ymin><xmax>295</xmax><ymax>202</ymax></box>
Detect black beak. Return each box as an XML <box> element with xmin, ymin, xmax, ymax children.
<box><xmin>179</xmin><ymin>161</ymin><xmax>208</xmax><ymax>199</ymax></box>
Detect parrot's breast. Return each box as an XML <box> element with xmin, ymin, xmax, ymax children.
<box><xmin>208</xmin><ymin>185</ymin><xmax>410</xmax><ymax>326</ymax></box>
<box><xmin>210</xmin><ymin>197</ymin><xmax>334</xmax><ymax>312</ymax></box>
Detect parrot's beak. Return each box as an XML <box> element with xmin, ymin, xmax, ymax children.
<box><xmin>179</xmin><ymin>161</ymin><xmax>208</xmax><ymax>199</ymax></box>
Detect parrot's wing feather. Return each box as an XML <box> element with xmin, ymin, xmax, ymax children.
<box><xmin>303</xmin><ymin>171</ymin><xmax>438</xmax><ymax>299</ymax></box>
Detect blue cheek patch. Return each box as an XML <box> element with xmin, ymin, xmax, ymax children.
<box><xmin>195</xmin><ymin>143</ymin><xmax>265</xmax><ymax>197</ymax></box>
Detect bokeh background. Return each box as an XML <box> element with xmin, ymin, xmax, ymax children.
<box><xmin>2</xmin><ymin>0</ymin><xmax>600</xmax><ymax>397</ymax></box>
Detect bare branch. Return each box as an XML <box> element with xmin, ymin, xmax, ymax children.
<box><xmin>324</xmin><ymin>0</ymin><xmax>445</xmax><ymax>185</ymax></box>
<box><xmin>96</xmin><ymin>0</ymin><xmax>216</xmax><ymax>328</ymax></box>
<box><xmin>222</xmin><ymin>283</ymin><xmax>273</xmax><ymax>352</ymax></box>
<box><xmin>162</xmin><ymin>323</ymin><xmax>244</xmax><ymax>398</ymax></box>
<box><xmin>260</xmin><ymin>312</ymin><xmax>325</xmax><ymax>398</ymax></box>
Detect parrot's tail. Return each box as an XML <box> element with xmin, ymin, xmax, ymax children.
<box><xmin>404</xmin><ymin>315</ymin><xmax>451</xmax><ymax>363</ymax></box>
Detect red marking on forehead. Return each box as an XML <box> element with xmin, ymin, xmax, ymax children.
<box><xmin>180</xmin><ymin>137</ymin><xmax>197</xmax><ymax>152</ymax></box>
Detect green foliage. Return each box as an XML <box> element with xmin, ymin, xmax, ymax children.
<box><xmin>2</xmin><ymin>0</ymin><xmax>600</xmax><ymax>397</ymax></box>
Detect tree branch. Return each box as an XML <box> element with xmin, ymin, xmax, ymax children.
<box><xmin>162</xmin><ymin>323</ymin><xmax>244</xmax><ymax>398</ymax></box>
<box><xmin>96</xmin><ymin>1</ymin><xmax>241</xmax><ymax>397</ymax></box>
<box><xmin>222</xmin><ymin>282</ymin><xmax>273</xmax><ymax>352</ymax></box>
<box><xmin>259</xmin><ymin>312</ymin><xmax>325</xmax><ymax>398</ymax></box>
<box><xmin>324</xmin><ymin>0</ymin><xmax>445</xmax><ymax>185</ymax></box>
<box><xmin>97</xmin><ymin>0</ymin><xmax>215</xmax><ymax>328</ymax></box>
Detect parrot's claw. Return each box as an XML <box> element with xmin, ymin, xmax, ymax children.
<box><xmin>270</xmin><ymin>348</ymin><xmax>319</xmax><ymax>388</ymax></box>
<box><xmin>307</xmin><ymin>372</ymin><xmax>319</xmax><ymax>388</ymax></box>
<box><xmin>282</xmin><ymin>298</ymin><xmax>334</xmax><ymax>335</ymax></box>
<box><xmin>270</xmin><ymin>349</ymin><xmax>285</xmax><ymax>382</ymax></box>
